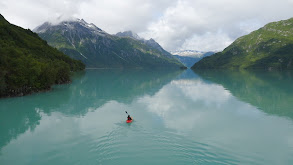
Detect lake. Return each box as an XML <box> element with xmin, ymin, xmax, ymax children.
<box><xmin>1</xmin><ymin>69</ymin><xmax>293</xmax><ymax>165</ymax></box>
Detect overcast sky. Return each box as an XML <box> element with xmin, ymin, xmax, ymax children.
<box><xmin>1</xmin><ymin>0</ymin><xmax>293</xmax><ymax>51</ymax></box>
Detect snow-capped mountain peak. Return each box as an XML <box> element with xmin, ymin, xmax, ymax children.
<box><xmin>33</xmin><ymin>18</ymin><xmax>107</xmax><ymax>35</ymax></box>
<box><xmin>115</xmin><ymin>31</ymin><xmax>142</xmax><ymax>40</ymax></box>
<box><xmin>171</xmin><ymin>50</ymin><xmax>206</xmax><ymax>58</ymax></box>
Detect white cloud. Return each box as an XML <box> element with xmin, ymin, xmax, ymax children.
<box><xmin>180</xmin><ymin>31</ymin><xmax>233</xmax><ymax>52</ymax></box>
<box><xmin>140</xmin><ymin>0</ymin><xmax>293</xmax><ymax>51</ymax></box>
<box><xmin>1</xmin><ymin>0</ymin><xmax>89</xmax><ymax>28</ymax></box>
<box><xmin>1</xmin><ymin>0</ymin><xmax>293</xmax><ymax>51</ymax></box>
<box><xmin>78</xmin><ymin>0</ymin><xmax>178</xmax><ymax>33</ymax></box>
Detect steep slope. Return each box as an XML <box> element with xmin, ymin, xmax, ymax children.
<box><xmin>0</xmin><ymin>14</ymin><xmax>85</xmax><ymax>97</ymax></box>
<box><xmin>35</xmin><ymin>20</ymin><xmax>184</xmax><ymax>68</ymax></box>
<box><xmin>192</xmin><ymin>18</ymin><xmax>293</xmax><ymax>70</ymax></box>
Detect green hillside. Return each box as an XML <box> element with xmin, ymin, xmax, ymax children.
<box><xmin>192</xmin><ymin>18</ymin><xmax>293</xmax><ymax>70</ymax></box>
<box><xmin>0</xmin><ymin>14</ymin><xmax>85</xmax><ymax>97</ymax></box>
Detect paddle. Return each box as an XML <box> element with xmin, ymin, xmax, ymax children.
<box><xmin>125</xmin><ymin>111</ymin><xmax>132</xmax><ymax>120</ymax></box>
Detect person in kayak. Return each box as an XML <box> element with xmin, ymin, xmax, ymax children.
<box><xmin>127</xmin><ymin>115</ymin><xmax>132</xmax><ymax>121</ymax></box>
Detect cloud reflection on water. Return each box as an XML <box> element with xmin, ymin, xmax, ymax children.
<box><xmin>135</xmin><ymin>77</ymin><xmax>293</xmax><ymax>164</ymax></box>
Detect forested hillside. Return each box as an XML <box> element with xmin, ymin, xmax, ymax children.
<box><xmin>0</xmin><ymin>14</ymin><xmax>85</xmax><ymax>97</ymax></box>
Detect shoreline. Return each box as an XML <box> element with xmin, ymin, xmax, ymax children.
<box><xmin>0</xmin><ymin>80</ymin><xmax>71</xmax><ymax>99</ymax></box>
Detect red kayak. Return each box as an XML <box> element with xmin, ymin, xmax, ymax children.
<box><xmin>126</xmin><ymin>119</ymin><xmax>133</xmax><ymax>123</ymax></box>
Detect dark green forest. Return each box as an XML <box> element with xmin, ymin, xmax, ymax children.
<box><xmin>0</xmin><ymin>14</ymin><xmax>85</xmax><ymax>97</ymax></box>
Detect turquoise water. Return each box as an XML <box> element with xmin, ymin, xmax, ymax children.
<box><xmin>1</xmin><ymin>69</ymin><xmax>293</xmax><ymax>164</ymax></box>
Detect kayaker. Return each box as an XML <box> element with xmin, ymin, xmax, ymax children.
<box><xmin>127</xmin><ymin>115</ymin><xmax>132</xmax><ymax>120</ymax></box>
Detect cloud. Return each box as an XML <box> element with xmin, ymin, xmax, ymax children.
<box><xmin>1</xmin><ymin>0</ymin><xmax>293</xmax><ymax>51</ymax></box>
<box><xmin>140</xmin><ymin>0</ymin><xmax>293</xmax><ymax>51</ymax></box>
<box><xmin>78</xmin><ymin>0</ymin><xmax>178</xmax><ymax>33</ymax></box>
<box><xmin>180</xmin><ymin>32</ymin><xmax>233</xmax><ymax>52</ymax></box>
<box><xmin>37</xmin><ymin>0</ymin><xmax>89</xmax><ymax>23</ymax></box>
<box><xmin>1</xmin><ymin>0</ymin><xmax>88</xmax><ymax>28</ymax></box>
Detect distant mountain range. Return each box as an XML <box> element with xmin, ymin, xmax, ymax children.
<box><xmin>171</xmin><ymin>50</ymin><xmax>207</xmax><ymax>57</ymax></box>
<box><xmin>34</xmin><ymin>20</ymin><xmax>184</xmax><ymax>68</ymax></box>
<box><xmin>192</xmin><ymin>17</ymin><xmax>293</xmax><ymax>70</ymax></box>
<box><xmin>0</xmin><ymin>14</ymin><xmax>84</xmax><ymax>97</ymax></box>
<box><xmin>171</xmin><ymin>50</ymin><xmax>214</xmax><ymax>68</ymax></box>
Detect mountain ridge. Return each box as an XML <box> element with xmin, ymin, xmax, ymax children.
<box><xmin>173</xmin><ymin>51</ymin><xmax>214</xmax><ymax>68</ymax></box>
<box><xmin>35</xmin><ymin>20</ymin><xmax>185</xmax><ymax>68</ymax></box>
<box><xmin>171</xmin><ymin>50</ymin><xmax>208</xmax><ymax>58</ymax></box>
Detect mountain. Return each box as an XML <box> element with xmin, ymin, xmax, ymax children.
<box><xmin>172</xmin><ymin>50</ymin><xmax>214</xmax><ymax>68</ymax></box>
<box><xmin>192</xmin><ymin>17</ymin><xmax>293</xmax><ymax>70</ymax></box>
<box><xmin>171</xmin><ymin>50</ymin><xmax>207</xmax><ymax>57</ymax></box>
<box><xmin>0</xmin><ymin>14</ymin><xmax>85</xmax><ymax>97</ymax></box>
<box><xmin>34</xmin><ymin>20</ymin><xmax>184</xmax><ymax>68</ymax></box>
<box><xmin>115</xmin><ymin>31</ymin><xmax>176</xmax><ymax>61</ymax></box>
<box><xmin>116</xmin><ymin>31</ymin><xmax>142</xmax><ymax>40</ymax></box>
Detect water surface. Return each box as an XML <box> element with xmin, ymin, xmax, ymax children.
<box><xmin>0</xmin><ymin>69</ymin><xmax>293</xmax><ymax>164</ymax></box>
